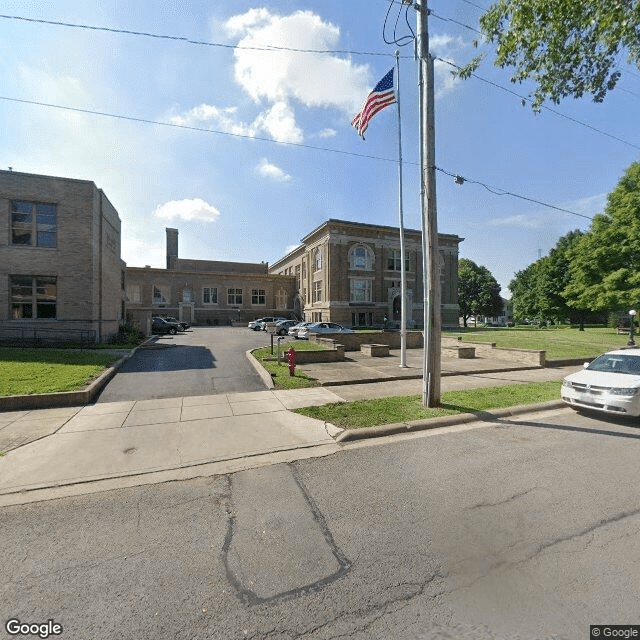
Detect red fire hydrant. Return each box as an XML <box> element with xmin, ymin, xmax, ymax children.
<box><xmin>287</xmin><ymin>347</ymin><xmax>296</xmax><ymax>377</ymax></box>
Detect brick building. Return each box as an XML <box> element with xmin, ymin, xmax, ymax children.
<box><xmin>269</xmin><ymin>219</ymin><xmax>463</xmax><ymax>328</ymax></box>
<box><xmin>0</xmin><ymin>170</ymin><xmax>125</xmax><ymax>343</ymax></box>
<box><xmin>125</xmin><ymin>228</ymin><xmax>296</xmax><ymax>330</ymax></box>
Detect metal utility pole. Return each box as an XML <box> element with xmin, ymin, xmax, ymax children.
<box><xmin>395</xmin><ymin>51</ymin><xmax>408</xmax><ymax>368</ymax></box>
<box><xmin>417</xmin><ymin>1</ymin><xmax>441</xmax><ymax>407</ymax></box>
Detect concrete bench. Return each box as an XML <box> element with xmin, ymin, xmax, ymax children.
<box><xmin>360</xmin><ymin>343</ymin><xmax>390</xmax><ymax>357</ymax></box>
<box><xmin>442</xmin><ymin>345</ymin><xmax>475</xmax><ymax>359</ymax></box>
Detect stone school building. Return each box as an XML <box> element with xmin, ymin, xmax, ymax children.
<box><xmin>0</xmin><ymin>170</ymin><xmax>463</xmax><ymax>341</ymax></box>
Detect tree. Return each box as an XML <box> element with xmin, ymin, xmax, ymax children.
<box><xmin>508</xmin><ymin>261</ymin><xmax>542</xmax><ymax>323</ymax></box>
<box><xmin>563</xmin><ymin>162</ymin><xmax>640</xmax><ymax>313</ymax></box>
<box><xmin>462</xmin><ymin>0</ymin><xmax>640</xmax><ymax>109</ymax></box>
<box><xmin>536</xmin><ymin>230</ymin><xmax>586</xmax><ymax>323</ymax></box>
<box><xmin>458</xmin><ymin>259</ymin><xmax>504</xmax><ymax>327</ymax></box>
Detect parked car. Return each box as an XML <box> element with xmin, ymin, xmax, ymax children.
<box><xmin>297</xmin><ymin>322</ymin><xmax>355</xmax><ymax>340</ymax></box>
<box><xmin>151</xmin><ymin>317</ymin><xmax>182</xmax><ymax>335</ymax></box>
<box><xmin>248</xmin><ymin>316</ymin><xmax>286</xmax><ymax>331</ymax></box>
<box><xmin>288</xmin><ymin>321</ymin><xmax>313</xmax><ymax>339</ymax></box>
<box><xmin>274</xmin><ymin>319</ymin><xmax>297</xmax><ymax>336</ymax></box>
<box><xmin>561</xmin><ymin>349</ymin><xmax>640</xmax><ymax>416</ymax></box>
<box><xmin>154</xmin><ymin>315</ymin><xmax>189</xmax><ymax>331</ymax></box>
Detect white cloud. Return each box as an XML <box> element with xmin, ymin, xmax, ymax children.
<box><xmin>318</xmin><ymin>128</ymin><xmax>337</xmax><ymax>138</ymax></box>
<box><xmin>483</xmin><ymin>213</ymin><xmax>547</xmax><ymax>229</ymax></box>
<box><xmin>256</xmin><ymin>158</ymin><xmax>292</xmax><ymax>182</ymax></box>
<box><xmin>254</xmin><ymin>102</ymin><xmax>303</xmax><ymax>143</ymax></box>
<box><xmin>284</xmin><ymin>243</ymin><xmax>302</xmax><ymax>255</ymax></box>
<box><xmin>225</xmin><ymin>9</ymin><xmax>370</xmax><ymax>113</ymax></box>
<box><xmin>153</xmin><ymin>198</ymin><xmax>220</xmax><ymax>222</ymax></box>
<box><xmin>169</xmin><ymin>100</ymin><xmax>302</xmax><ymax>144</ymax></box>
<box><xmin>430</xmin><ymin>34</ymin><xmax>471</xmax><ymax>99</ymax></box>
<box><xmin>122</xmin><ymin>236</ymin><xmax>165</xmax><ymax>268</ymax></box>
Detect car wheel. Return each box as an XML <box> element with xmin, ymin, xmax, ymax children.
<box><xmin>169</xmin><ymin>327</ymin><xmax>177</xmax><ymax>335</ymax></box>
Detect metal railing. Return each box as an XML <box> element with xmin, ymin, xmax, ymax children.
<box><xmin>0</xmin><ymin>326</ymin><xmax>97</xmax><ymax>348</ymax></box>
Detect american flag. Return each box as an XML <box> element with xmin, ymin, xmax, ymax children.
<box><xmin>351</xmin><ymin>68</ymin><xmax>396</xmax><ymax>139</ymax></box>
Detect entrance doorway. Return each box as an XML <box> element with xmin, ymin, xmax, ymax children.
<box><xmin>393</xmin><ymin>295</ymin><xmax>401</xmax><ymax>321</ymax></box>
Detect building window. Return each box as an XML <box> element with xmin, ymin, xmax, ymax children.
<box><xmin>314</xmin><ymin>248</ymin><xmax>323</xmax><ymax>271</ymax></box>
<box><xmin>349</xmin><ymin>245</ymin><xmax>373</xmax><ymax>270</ymax></box>
<box><xmin>11</xmin><ymin>201</ymin><xmax>57</xmax><ymax>247</ymax></box>
<box><xmin>302</xmin><ymin>261</ymin><xmax>306</xmax><ymax>278</ymax></box>
<box><xmin>183</xmin><ymin>290</ymin><xmax>193</xmax><ymax>303</ymax></box>
<box><xmin>203</xmin><ymin>287</ymin><xmax>218</xmax><ymax>304</ymax></box>
<box><xmin>350</xmin><ymin>279</ymin><xmax>372</xmax><ymax>302</ymax></box>
<box><xmin>313</xmin><ymin>280</ymin><xmax>322</xmax><ymax>303</ymax></box>
<box><xmin>252</xmin><ymin>289</ymin><xmax>266</xmax><ymax>305</ymax></box>
<box><xmin>275</xmin><ymin>288</ymin><xmax>287</xmax><ymax>310</ymax></box>
<box><xmin>126</xmin><ymin>284</ymin><xmax>141</xmax><ymax>303</ymax></box>
<box><xmin>10</xmin><ymin>275</ymin><xmax>57</xmax><ymax>319</ymax></box>
<box><xmin>228</xmin><ymin>288</ymin><xmax>242</xmax><ymax>305</ymax></box>
<box><xmin>387</xmin><ymin>249</ymin><xmax>410</xmax><ymax>272</ymax></box>
<box><xmin>153</xmin><ymin>285</ymin><xmax>169</xmax><ymax>305</ymax></box>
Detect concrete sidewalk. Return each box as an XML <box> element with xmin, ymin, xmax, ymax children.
<box><xmin>294</xmin><ymin>347</ymin><xmax>551</xmax><ymax>386</ymax></box>
<box><xmin>0</xmin><ymin>364</ymin><xmax>579</xmax><ymax>505</ymax></box>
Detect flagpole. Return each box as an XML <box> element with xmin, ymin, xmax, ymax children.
<box><xmin>395</xmin><ymin>51</ymin><xmax>407</xmax><ymax>367</ymax></box>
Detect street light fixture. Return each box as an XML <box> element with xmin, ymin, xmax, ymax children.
<box><xmin>628</xmin><ymin>309</ymin><xmax>637</xmax><ymax>347</ymax></box>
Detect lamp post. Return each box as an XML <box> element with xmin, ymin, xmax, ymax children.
<box><xmin>628</xmin><ymin>309</ymin><xmax>637</xmax><ymax>347</ymax></box>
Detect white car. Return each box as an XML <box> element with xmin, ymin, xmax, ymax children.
<box><xmin>561</xmin><ymin>349</ymin><xmax>640</xmax><ymax>416</ymax></box>
<box><xmin>297</xmin><ymin>322</ymin><xmax>355</xmax><ymax>340</ymax></box>
<box><xmin>288</xmin><ymin>321</ymin><xmax>313</xmax><ymax>339</ymax></box>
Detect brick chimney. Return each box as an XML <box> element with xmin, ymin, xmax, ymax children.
<box><xmin>166</xmin><ymin>227</ymin><xmax>178</xmax><ymax>270</ymax></box>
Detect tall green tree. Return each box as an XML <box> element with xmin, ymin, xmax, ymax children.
<box><xmin>462</xmin><ymin>0</ymin><xmax>640</xmax><ymax>109</ymax></box>
<box><xmin>458</xmin><ymin>259</ymin><xmax>504</xmax><ymax>327</ymax></box>
<box><xmin>564</xmin><ymin>162</ymin><xmax>640</xmax><ymax>312</ymax></box>
<box><xmin>508</xmin><ymin>261</ymin><xmax>542</xmax><ymax>323</ymax></box>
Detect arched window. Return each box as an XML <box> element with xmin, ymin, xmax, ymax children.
<box><xmin>348</xmin><ymin>244</ymin><xmax>373</xmax><ymax>270</ymax></box>
<box><xmin>314</xmin><ymin>248</ymin><xmax>323</xmax><ymax>271</ymax></box>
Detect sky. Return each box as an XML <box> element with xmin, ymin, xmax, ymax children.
<box><xmin>2</xmin><ymin>0</ymin><xmax>639</xmax><ymax>296</ymax></box>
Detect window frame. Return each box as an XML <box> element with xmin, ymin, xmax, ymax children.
<box><xmin>227</xmin><ymin>288</ymin><xmax>243</xmax><ymax>305</ymax></box>
<box><xmin>11</xmin><ymin>200</ymin><xmax>58</xmax><ymax>248</ymax></box>
<box><xmin>203</xmin><ymin>286</ymin><xmax>218</xmax><ymax>305</ymax></box>
<box><xmin>350</xmin><ymin>278</ymin><xmax>372</xmax><ymax>303</ymax></box>
<box><xmin>251</xmin><ymin>289</ymin><xmax>266</xmax><ymax>305</ymax></box>
<box><xmin>312</xmin><ymin>280</ymin><xmax>322</xmax><ymax>303</ymax></box>
<box><xmin>387</xmin><ymin>249</ymin><xmax>410</xmax><ymax>272</ymax></box>
<box><xmin>10</xmin><ymin>275</ymin><xmax>57</xmax><ymax>319</ymax></box>
<box><xmin>349</xmin><ymin>244</ymin><xmax>373</xmax><ymax>270</ymax></box>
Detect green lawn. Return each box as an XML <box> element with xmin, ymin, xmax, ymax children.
<box><xmin>252</xmin><ymin>341</ymin><xmax>323</xmax><ymax>390</ymax></box>
<box><xmin>0</xmin><ymin>349</ymin><xmax>119</xmax><ymax>396</ymax></box>
<box><xmin>294</xmin><ymin>381</ymin><xmax>562</xmax><ymax>428</ymax></box>
<box><xmin>444</xmin><ymin>326</ymin><xmax>626</xmax><ymax>359</ymax></box>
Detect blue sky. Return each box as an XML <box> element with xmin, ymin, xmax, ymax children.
<box><xmin>2</xmin><ymin>1</ymin><xmax>639</xmax><ymax>295</ymax></box>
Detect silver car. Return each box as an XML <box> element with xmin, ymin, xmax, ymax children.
<box><xmin>297</xmin><ymin>322</ymin><xmax>355</xmax><ymax>340</ymax></box>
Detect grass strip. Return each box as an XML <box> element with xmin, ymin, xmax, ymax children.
<box><xmin>0</xmin><ymin>348</ymin><xmax>119</xmax><ymax>396</ymax></box>
<box><xmin>444</xmin><ymin>327</ymin><xmax>626</xmax><ymax>359</ymax></box>
<box><xmin>252</xmin><ymin>342</ymin><xmax>322</xmax><ymax>390</ymax></box>
<box><xmin>294</xmin><ymin>381</ymin><xmax>562</xmax><ymax>428</ymax></box>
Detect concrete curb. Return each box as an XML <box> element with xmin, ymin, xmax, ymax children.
<box><xmin>335</xmin><ymin>399</ymin><xmax>566</xmax><ymax>442</ymax></box>
<box><xmin>319</xmin><ymin>365</ymin><xmax>543</xmax><ymax>387</ymax></box>
<box><xmin>0</xmin><ymin>338</ymin><xmax>154</xmax><ymax>412</ymax></box>
<box><xmin>246</xmin><ymin>349</ymin><xmax>275</xmax><ymax>389</ymax></box>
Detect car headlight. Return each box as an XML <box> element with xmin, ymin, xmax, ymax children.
<box><xmin>561</xmin><ymin>380</ymin><xmax>572</xmax><ymax>389</ymax></box>
<box><xmin>607</xmin><ymin>387</ymin><xmax>640</xmax><ymax>396</ymax></box>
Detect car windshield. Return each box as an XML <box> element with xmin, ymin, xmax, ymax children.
<box><xmin>587</xmin><ymin>354</ymin><xmax>640</xmax><ymax>375</ymax></box>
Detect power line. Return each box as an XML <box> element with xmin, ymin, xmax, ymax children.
<box><xmin>456</xmin><ymin>0</ymin><xmax>487</xmax><ymax>10</ymax></box>
<box><xmin>1</xmin><ymin>94</ymin><xmax>598</xmax><ymax>223</ymax></box>
<box><xmin>0</xmin><ymin>13</ymin><xmax>402</xmax><ymax>58</ymax></box>
<box><xmin>437</xmin><ymin>57</ymin><xmax>640</xmax><ymax>152</ymax></box>
<box><xmin>429</xmin><ymin>10</ymin><xmax>482</xmax><ymax>35</ymax></box>
<box><xmin>435</xmin><ymin>167</ymin><xmax>595</xmax><ymax>221</ymax></box>
<box><xmin>0</xmin><ymin>95</ymin><xmax>401</xmax><ymax>164</ymax></box>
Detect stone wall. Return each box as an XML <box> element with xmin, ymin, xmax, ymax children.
<box><xmin>310</xmin><ymin>330</ymin><xmax>423</xmax><ymax>351</ymax></box>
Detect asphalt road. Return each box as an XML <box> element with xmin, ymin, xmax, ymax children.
<box><xmin>97</xmin><ymin>326</ymin><xmax>286</xmax><ymax>402</ymax></box>
<box><xmin>3</xmin><ymin>406</ymin><xmax>640</xmax><ymax>639</ymax></box>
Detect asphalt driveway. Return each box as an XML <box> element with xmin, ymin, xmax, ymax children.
<box><xmin>97</xmin><ymin>326</ymin><xmax>282</xmax><ymax>402</ymax></box>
